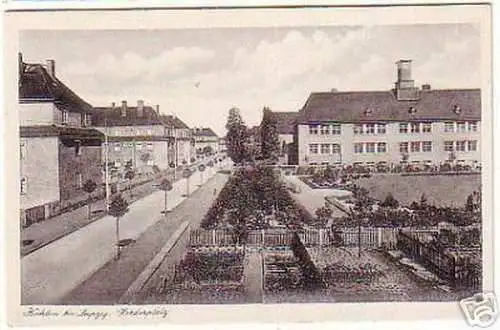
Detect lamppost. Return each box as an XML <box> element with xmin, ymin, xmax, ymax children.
<box><xmin>104</xmin><ymin>103</ymin><xmax>113</xmax><ymax>214</ymax></box>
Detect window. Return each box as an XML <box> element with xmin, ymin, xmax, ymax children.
<box><xmin>457</xmin><ymin>122</ymin><xmax>467</xmax><ymax>133</ymax></box>
<box><xmin>114</xmin><ymin>160</ymin><xmax>121</xmax><ymax>168</ymax></box>
<box><xmin>456</xmin><ymin>140</ymin><xmax>466</xmax><ymax>152</ymax></box>
<box><xmin>331</xmin><ymin>124</ymin><xmax>341</xmax><ymax>135</ymax></box>
<box><xmin>81</xmin><ymin>113</ymin><xmax>92</xmax><ymax>127</ymax></box>
<box><xmin>377</xmin><ymin>123</ymin><xmax>386</xmax><ymax>134</ymax></box>
<box><xmin>399</xmin><ymin>123</ymin><xmax>408</xmax><ymax>133</ymax></box>
<box><xmin>366</xmin><ymin>142</ymin><xmax>376</xmax><ymax>153</ymax></box>
<box><xmin>444</xmin><ymin>122</ymin><xmax>455</xmax><ymax>133</ymax></box>
<box><xmin>309</xmin><ymin>144</ymin><xmax>319</xmax><ymax>154</ymax></box>
<box><xmin>320</xmin><ymin>125</ymin><xmax>330</xmax><ymax>135</ymax></box>
<box><xmin>411</xmin><ymin>141</ymin><xmax>420</xmax><ymax>152</ymax></box>
<box><xmin>147</xmin><ymin>143</ymin><xmax>154</xmax><ymax>150</ymax></box>
<box><xmin>468</xmin><ymin>140</ymin><xmax>478</xmax><ymax>151</ymax></box>
<box><xmin>410</xmin><ymin>122</ymin><xmax>420</xmax><ymax>133</ymax></box>
<box><xmin>399</xmin><ymin>142</ymin><xmax>409</xmax><ymax>153</ymax></box>
<box><xmin>354</xmin><ymin>143</ymin><xmax>364</xmax><ymax>153</ymax></box>
<box><xmin>62</xmin><ymin>111</ymin><xmax>69</xmax><ymax>124</ymax></box>
<box><xmin>353</xmin><ymin>124</ymin><xmax>363</xmax><ymax>135</ymax></box>
<box><xmin>468</xmin><ymin>121</ymin><xmax>478</xmax><ymax>132</ymax></box>
<box><xmin>114</xmin><ymin>143</ymin><xmax>121</xmax><ymax>151</ymax></box>
<box><xmin>332</xmin><ymin>144</ymin><xmax>341</xmax><ymax>154</ymax></box>
<box><xmin>320</xmin><ymin>144</ymin><xmax>331</xmax><ymax>154</ymax></box>
<box><xmin>422</xmin><ymin>141</ymin><xmax>432</xmax><ymax>152</ymax></box>
<box><xmin>365</xmin><ymin>124</ymin><xmax>375</xmax><ymax>134</ymax></box>
<box><xmin>20</xmin><ymin>177</ymin><xmax>27</xmax><ymax>195</ymax></box>
<box><xmin>20</xmin><ymin>141</ymin><xmax>26</xmax><ymax>160</ymax></box>
<box><xmin>377</xmin><ymin>142</ymin><xmax>387</xmax><ymax>153</ymax></box>
<box><xmin>147</xmin><ymin>159</ymin><xmax>154</xmax><ymax>166</ymax></box>
<box><xmin>444</xmin><ymin>141</ymin><xmax>454</xmax><ymax>151</ymax></box>
<box><xmin>422</xmin><ymin>122</ymin><xmax>432</xmax><ymax>133</ymax></box>
<box><xmin>309</xmin><ymin>125</ymin><xmax>318</xmax><ymax>135</ymax></box>
<box><xmin>75</xmin><ymin>141</ymin><xmax>82</xmax><ymax>156</ymax></box>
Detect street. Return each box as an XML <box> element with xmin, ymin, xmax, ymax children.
<box><xmin>21</xmin><ymin>161</ymin><xmax>226</xmax><ymax>305</ymax></box>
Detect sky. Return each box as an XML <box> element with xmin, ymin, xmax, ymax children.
<box><xmin>20</xmin><ymin>24</ymin><xmax>481</xmax><ymax>136</ymax></box>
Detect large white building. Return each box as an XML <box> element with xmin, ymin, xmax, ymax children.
<box><xmin>295</xmin><ymin>60</ymin><xmax>481</xmax><ymax>168</ymax></box>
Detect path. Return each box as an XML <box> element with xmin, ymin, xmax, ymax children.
<box><xmin>243</xmin><ymin>252</ymin><xmax>264</xmax><ymax>303</ymax></box>
<box><xmin>59</xmin><ymin>171</ymin><xmax>229</xmax><ymax>305</ymax></box>
<box><xmin>21</xmin><ymin>161</ymin><xmax>226</xmax><ymax>305</ymax></box>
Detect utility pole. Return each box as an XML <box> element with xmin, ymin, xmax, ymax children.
<box><xmin>104</xmin><ymin>102</ymin><xmax>113</xmax><ymax>214</ymax></box>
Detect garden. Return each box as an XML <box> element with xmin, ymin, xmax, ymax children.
<box><xmin>263</xmin><ymin>251</ymin><xmax>303</xmax><ymax>293</ymax></box>
<box><xmin>201</xmin><ymin>165</ymin><xmax>314</xmax><ymax>237</ymax></box>
<box><xmin>158</xmin><ymin>246</ymin><xmax>247</xmax><ymax>304</ymax></box>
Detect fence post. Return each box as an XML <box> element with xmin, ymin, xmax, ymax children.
<box><xmin>212</xmin><ymin>229</ymin><xmax>216</xmax><ymax>245</ymax></box>
<box><xmin>319</xmin><ymin>228</ymin><xmax>324</xmax><ymax>247</ymax></box>
<box><xmin>377</xmin><ymin>227</ymin><xmax>382</xmax><ymax>248</ymax></box>
<box><xmin>261</xmin><ymin>229</ymin><xmax>265</xmax><ymax>247</ymax></box>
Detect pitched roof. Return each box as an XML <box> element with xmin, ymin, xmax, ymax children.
<box><xmin>160</xmin><ymin>115</ymin><xmax>191</xmax><ymax>129</ymax></box>
<box><xmin>297</xmin><ymin>89</ymin><xmax>481</xmax><ymax>123</ymax></box>
<box><xmin>192</xmin><ymin>127</ymin><xmax>218</xmax><ymax>138</ymax></box>
<box><xmin>92</xmin><ymin>106</ymin><xmax>163</xmax><ymax>126</ymax></box>
<box><xmin>269</xmin><ymin>111</ymin><xmax>299</xmax><ymax>135</ymax></box>
<box><xmin>19</xmin><ymin>62</ymin><xmax>93</xmax><ymax>113</ymax></box>
<box><xmin>20</xmin><ymin>125</ymin><xmax>104</xmax><ymax>139</ymax></box>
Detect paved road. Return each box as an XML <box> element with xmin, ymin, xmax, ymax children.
<box><xmin>21</xmin><ymin>162</ymin><xmax>227</xmax><ymax>305</ymax></box>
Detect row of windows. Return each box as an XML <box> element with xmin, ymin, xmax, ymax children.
<box><xmin>399</xmin><ymin>141</ymin><xmax>433</xmax><ymax>153</ymax></box>
<box><xmin>444</xmin><ymin>140</ymin><xmax>478</xmax><ymax>152</ymax></box>
<box><xmin>444</xmin><ymin>121</ymin><xmax>478</xmax><ymax>133</ymax></box>
<box><xmin>61</xmin><ymin>111</ymin><xmax>92</xmax><ymax>127</ymax></box>
<box><xmin>308</xmin><ymin>121</ymin><xmax>479</xmax><ymax>135</ymax></box>
<box><xmin>353</xmin><ymin>123</ymin><xmax>386</xmax><ymax>135</ymax></box>
<box><xmin>399</xmin><ymin>122</ymin><xmax>432</xmax><ymax>134</ymax></box>
<box><xmin>309</xmin><ymin>124</ymin><xmax>341</xmax><ymax>135</ymax></box>
<box><xmin>308</xmin><ymin>143</ymin><xmax>341</xmax><ymax>154</ymax></box>
<box><xmin>307</xmin><ymin>140</ymin><xmax>479</xmax><ymax>155</ymax></box>
<box><xmin>112</xmin><ymin>142</ymin><xmax>155</xmax><ymax>151</ymax></box>
<box><xmin>354</xmin><ymin>142</ymin><xmax>387</xmax><ymax>153</ymax></box>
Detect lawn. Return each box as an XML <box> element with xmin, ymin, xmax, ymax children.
<box><xmin>356</xmin><ymin>173</ymin><xmax>481</xmax><ymax>207</ymax></box>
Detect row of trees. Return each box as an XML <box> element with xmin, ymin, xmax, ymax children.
<box><xmin>224</xmin><ymin>106</ymin><xmax>281</xmax><ymax>164</ymax></box>
<box><xmin>202</xmin><ymin>165</ymin><xmax>312</xmax><ymax>242</ymax></box>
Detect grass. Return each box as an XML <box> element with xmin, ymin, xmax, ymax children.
<box><xmin>356</xmin><ymin>173</ymin><xmax>481</xmax><ymax>207</ymax></box>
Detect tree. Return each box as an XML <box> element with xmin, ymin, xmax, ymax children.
<box><xmin>202</xmin><ymin>145</ymin><xmax>213</xmax><ymax>155</ymax></box>
<box><xmin>82</xmin><ymin>179</ymin><xmax>97</xmax><ymax>220</ymax></box>
<box><xmin>380</xmin><ymin>193</ymin><xmax>399</xmax><ymax>208</ymax></box>
<box><xmin>140</xmin><ymin>152</ymin><xmax>151</xmax><ymax>165</ymax></box>
<box><xmin>124</xmin><ymin>169</ymin><xmax>135</xmax><ymax>198</ymax></box>
<box><xmin>350</xmin><ymin>184</ymin><xmax>371</xmax><ymax>258</ymax></box>
<box><xmin>260</xmin><ymin>107</ymin><xmax>280</xmax><ymax>163</ymax></box>
<box><xmin>315</xmin><ymin>206</ymin><xmax>333</xmax><ymax>227</ymax></box>
<box><xmin>225</xmin><ymin>107</ymin><xmax>248</xmax><ymax>164</ymax></box>
<box><xmin>159</xmin><ymin>179</ymin><xmax>173</xmax><ymax>214</ymax></box>
<box><xmin>108</xmin><ymin>194</ymin><xmax>129</xmax><ymax>259</ymax></box>
<box><xmin>465</xmin><ymin>194</ymin><xmax>475</xmax><ymax>213</ymax></box>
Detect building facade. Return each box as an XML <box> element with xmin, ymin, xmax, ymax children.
<box><xmin>92</xmin><ymin>101</ymin><xmax>172</xmax><ymax>176</ymax></box>
<box><xmin>161</xmin><ymin>115</ymin><xmax>194</xmax><ymax>166</ymax></box>
<box><xmin>192</xmin><ymin>127</ymin><xmax>219</xmax><ymax>159</ymax></box>
<box><xmin>269</xmin><ymin>111</ymin><xmax>299</xmax><ymax>165</ymax></box>
<box><xmin>296</xmin><ymin>60</ymin><xmax>481</xmax><ymax>168</ymax></box>
<box><xmin>19</xmin><ymin>54</ymin><xmax>103</xmax><ymax>226</ymax></box>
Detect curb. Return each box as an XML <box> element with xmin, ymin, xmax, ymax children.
<box><xmin>118</xmin><ymin>220</ymin><xmax>190</xmax><ymax>304</ymax></box>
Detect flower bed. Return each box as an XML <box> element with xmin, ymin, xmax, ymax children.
<box><xmin>263</xmin><ymin>251</ymin><xmax>304</xmax><ymax>292</ymax></box>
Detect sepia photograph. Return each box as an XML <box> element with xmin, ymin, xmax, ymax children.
<box><xmin>2</xmin><ymin>2</ymin><xmax>495</xmax><ymax>327</ymax></box>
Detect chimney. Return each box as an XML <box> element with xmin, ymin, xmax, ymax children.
<box><xmin>330</xmin><ymin>88</ymin><xmax>338</xmax><ymax>93</ymax></box>
<box><xmin>155</xmin><ymin>104</ymin><xmax>160</xmax><ymax>114</ymax></box>
<box><xmin>46</xmin><ymin>59</ymin><xmax>55</xmax><ymax>78</ymax></box>
<box><xmin>121</xmin><ymin>100</ymin><xmax>127</xmax><ymax>117</ymax></box>
<box><xmin>394</xmin><ymin>59</ymin><xmax>419</xmax><ymax>101</ymax></box>
<box><xmin>137</xmin><ymin>100</ymin><xmax>144</xmax><ymax>117</ymax></box>
<box><xmin>422</xmin><ymin>84</ymin><xmax>431</xmax><ymax>91</ymax></box>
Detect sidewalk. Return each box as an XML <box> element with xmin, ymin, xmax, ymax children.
<box><xmin>21</xmin><ymin>161</ymin><xmax>228</xmax><ymax>305</ymax></box>
<box><xmin>20</xmin><ymin>163</ymin><xmax>203</xmax><ymax>256</ymax></box>
<box><xmin>59</xmin><ymin>170</ymin><xmax>229</xmax><ymax>305</ymax></box>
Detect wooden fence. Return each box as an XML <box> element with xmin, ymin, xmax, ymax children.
<box><xmin>189</xmin><ymin>227</ymin><xmax>438</xmax><ymax>250</ymax></box>
<box><xmin>396</xmin><ymin>230</ymin><xmax>481</xmax><ymax>289</ymax></box>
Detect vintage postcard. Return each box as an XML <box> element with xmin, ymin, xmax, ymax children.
<box><xmin>1</xmin><ymin>2</ymin><xmax>495</xmax><ymax>328</ymax></box>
